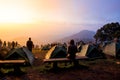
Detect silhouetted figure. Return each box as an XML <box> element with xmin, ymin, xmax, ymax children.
<box><xmin>26</xmin><ymin>37</ymin><xmax>34</xmax><ymax>52</ymax></box>
<box><xmin>67</xmin><ymin>39</ymin><xmax>79</xmax><ymax>67</ymax></box>
<box><xmin>11</xmin><ymin>41</ymin><xmax>15</xmax><ymax>49</ymax></box>
<box><xmin>3</xmin><ymin>41</ymin><xmax>6</xmax><ymax>48</ymax></box>
<box><xmin>0</xmin><ymin>39</ymin><xmax>2</xmax><ymax>50</ymax></box>
<box><xmin>15</xmin><ymin>41</ymin><xmax>18</xmax><ymax>47</ymax></box>
<box><xmin>8</xmin><ymin>41</ymin><xmax>11</xmax><ymax>49</ymax></box>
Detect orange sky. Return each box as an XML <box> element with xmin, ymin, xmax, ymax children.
<box><xmin>0</xmin><ymin>0</ymin><xmax>84</xmax><ymax>45</ymax></box>
<box><xmin>0</xmin><ymin>0</ymin><xmax>67</xmax><ymax>45</ymax></box>
<box><xmin>0</xmin><ymin>0</ymin><xmax>119</xmax><ymax>45</ymax></box>
<box><xmin>0</xmin><ymin>0</ymin><xmax>68</xmax><ymax>23</ymax></box>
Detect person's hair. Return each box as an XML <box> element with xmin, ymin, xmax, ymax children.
<box><xmin>70</xmin><ymin>39</ymin><xmax>75</xmax><ymax>45</ymax></box>
<box><xmin>29</xmin><ymin>37</ymin><xmax>31</xmax><ymax>40</ymax></box>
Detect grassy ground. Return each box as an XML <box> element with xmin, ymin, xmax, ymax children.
<box><xmin>0</xmin><ymin>49</ymin><xmax>120</xmax><ymax>80</ymax></box>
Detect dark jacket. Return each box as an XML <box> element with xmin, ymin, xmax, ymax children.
<box><xmin>26</xmin><ymin>40</ymin><xmax>34</xmax><ymax>51</ymax></box>
<box><xmin>68</xmin><ymin>45</ymin><xmax>77</xmax><ymax>60</ymax></box>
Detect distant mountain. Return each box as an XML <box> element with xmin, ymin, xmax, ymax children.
<box><xmin>59</xmin><ymin>30</ymin><xmax>96</xmax><ymax>43</ymax></box>
<box><xmin>10</xmin><ymin>30</ymin><xmax>95</xmax><ymax>46</ymax></box>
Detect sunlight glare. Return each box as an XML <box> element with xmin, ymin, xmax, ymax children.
<box><xmin>0</xmin><ymin>6</ymin><xmax>33</xmax><ymax>23</ymax></box>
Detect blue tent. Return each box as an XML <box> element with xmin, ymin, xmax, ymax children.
<box><xmin>77</xmin><ymin>44</ymin><xmax>104</xmax><ymax>58</ymax></box>
<box><xmin>45</xmin><ymin>45</ymin><xmax>67</xmax><ymax>59</ymax></box>
<box><xmin>5</xmin><ymin>47</ymin><xmax>35</xmax><ymax>65</ymax></box>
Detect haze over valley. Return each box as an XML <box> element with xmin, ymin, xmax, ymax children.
<box><xmin>0</xmin><ymin>0</ymin><xmax>119</xmax><ymax>46</ymax></box>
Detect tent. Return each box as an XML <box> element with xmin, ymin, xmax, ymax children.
<box><xmin>77</xmin><ymin>44</ymin><xmax>104</xmax><ymax>58</ymax></box>
<box><xmin>45</xmin><ymin>45</ymin><xmax>67</xmax><ymax>59</ymax></box>
<box><xmin>0</xmin><ymin>48</ymin><xmax>9</xmax><ymax>60</ymax></box>
<box><xmin>103</xmin><ymin>42</ymin><xmax>120</xmax><ymax>58</ymax></box>
<box><xmin>5</xmin><ymin>47</ymin><xmax>35</xmax><ymax>65</ymax></box>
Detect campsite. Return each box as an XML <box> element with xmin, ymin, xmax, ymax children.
<box><xmin>0</xmin><ymin>43</ymin><xmax>120</xmax><ymax>80</ymax></box>
<box><xmin>0</xmin><ymin>0</ymin><xmax>120</xmax><ymax>80</ymax></box>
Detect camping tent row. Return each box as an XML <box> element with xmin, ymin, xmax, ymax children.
<box><xmin>77</xmin><ymin>44</ymin><xmax>104</xmax><ymax>58</ymax></box>
<box><xmin>103</xmin><ymin>42</ymin><xmax>120</xmax><ymax>58</ymax></box>
<box><xmin>45</xmin><ymin>45</ymin><xmax>67</xmax><ymax>59</ymax></box>
<box><xmin>45</xmin><ymin>44</ymin><xmax>104</xmax><ymax>59</ymax></box>
<box><xmin>4</xmin><ymin>47</ymin><xmax>35</xmax><ymax>66</ymax></box>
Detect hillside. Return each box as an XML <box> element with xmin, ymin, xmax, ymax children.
<box><xmin>59</xmin><ymin>30</ymin><xmax>95</xmax><ymax>43</ymax></box>
<box><xmin>9</xmin><ymin>30</ymin><xmax>95</xmax><ymax>46</ymax></box>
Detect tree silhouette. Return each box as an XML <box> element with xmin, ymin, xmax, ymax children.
<box><xmin>94</xmin><ymin>22</ymin><xmax>120</xmax><ymax>43</ymax></box>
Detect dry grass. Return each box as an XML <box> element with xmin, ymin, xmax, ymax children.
<box><xmin>1</xmin><ymin>49</ymin><xmax>120</xmax><ymax>80</ymax></box>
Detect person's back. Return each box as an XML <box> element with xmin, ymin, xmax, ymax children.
<box><xmin>67</xmin><ymin>39</ymin><xmax>78</xmax><ymax>67</ymax></box>
<box><xmin>11</xmin><ymin>41</ymin><xmax>15</xmax><ymax>49</ymax></box>
<box><xmin>3</xmin><ymin>41</ymin><xmax>6</xmax><ymax>47</ymax></box>
<box><xmin>0</xmin><ymin>39</ymin><xmax>2</xmax><ymax>50</ymax></box>
<box><xmin>68</xmin><ymin>44</ymin><xmax>77</xmax><ymax>59</ymax></box>
<box><xmin>27</xmin><ymin>40</ymin><xmax>33</xmax><ymax>48</ymax></box>
<box><xmin>26</xmin><ymin>37</ymin><xmax>34</xmax><ymax>52</ymax></box>
<box><xmin>67</xmin><ymin>39</ymin><xmax>78</xmax><ymax>59</ymax></box>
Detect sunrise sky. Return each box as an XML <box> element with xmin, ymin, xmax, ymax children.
<box><xmin>0</xmin><ymin>0</ymin><xmax>120</xmax><ymax>45</ymax></box>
